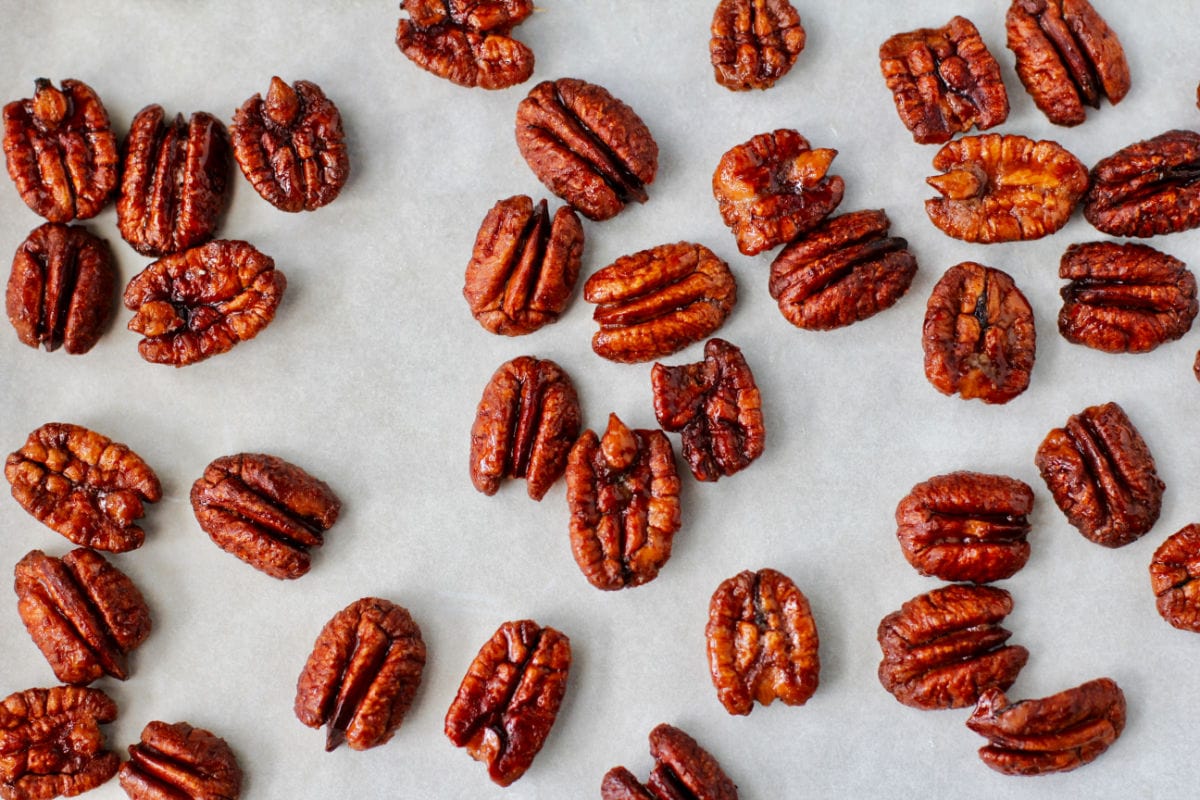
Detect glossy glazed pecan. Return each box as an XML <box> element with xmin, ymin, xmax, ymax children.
<box><xmin>712</xmin><ymin>129</ymin><xmax>843</xmax><ymax>256</ymax></box>
<box><xmin>769</xmin><ymin>209</ymin><xmax>917</xmax><ymax>330</ymax></box>
<box><xmin>445</xmin><ymin>620</ymin><xmax>571</xmax><ymax>786</ymax></box>
<box><xmin>967</xmin><ymin>678</ymin><xmax>1125</xmax><ymax>775</ymax></box>
<box><xmin>877</xmin><ymin>583</ymin><xmax>1028</xmax><ymax>710</ymax></box>
<box><xmin>1035</xmin><ymin>402</ymin><xmax>1163</xmax><ymax>547</ymax></box>
<box><xmin>1150</xmin><ymin>524</ymin><xmax>1200</xmax><ymax>632</ymax></box>
<box><xmin>123</xmin><ymin>240</ymin><xmax>286</xmax><ymax>366</ymax></box>
<box><xmin>710</xmin><ymin>0</ymin><xmax>806</xmax><ymax>91</ymax></box>
<box><xmin>879</xmin><ymin>16</ymin><xmax>1009</xmax><ymax>144</ymax></box>
<box><xmin>396</xmin><ymin>0</ymin><xmax>534</xmax><ymax>89</ymax></box>
<box><xmin>14</xmin><ymin>548</ymin><xmax>151</xmax><ymax>685</ymax></box>
<box><xmin>7</xmin><ymin>222</ymin><xmax>114</xmax><ymax>354</ymax></box>
<box><xmin>295</xmin><ymin>597</ymin><xmax>426</xmax><ymax>751</ymax></box>
<box><xmin>2</xmin><ymin>79</ymin><xmax>117</xmax><ymax>222</ymax></box>
<box><xmin>119</xmin><ymin>721</ymin><xmax>242</xmax><ymax>800</ymax></box>
<box><xmin>516</xmin><ymin>78</ymin><xmax>658</xmax><ymax>221</ymax></box>
<box><xmin>190</xmin><ymin>453</ymin><xmax>342</xmax><ymax>580</ymax></box>
<box><xmin>463</xmin><ymin>195</ymin><xmax>583</xmax><ymax>335</ymax></box>
<box><xmin>5</xmin><ymin>423</ymin><xmax>161</xmax><ymax>552</ymax></box>
<box><xmin>1083</xmin><ymin>130</ymin><xmax>1200</xmax><ymax>237</ymax></box>
<box><xmin>601</xmin><ymin>723</ymin><xmax>738</xmax><ymax>800</ymax></box>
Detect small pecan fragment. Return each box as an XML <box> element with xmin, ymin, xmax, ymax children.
<box><xmin>445</xmin><ymin>620</ymin><xmax>571</xmax><ymax>786</ymax></box>
<box><xmin>295</xmin><ymin>597</ymin><xmax>426</xmax><ymax>751</ymax></box>
<box><xmin>463</xmin><ymin>195</ymin><xmax>583</xmax><ymax>335</ymax></box>
<box><xmin>119</xmin><ymin>721</ymin><xmax>242</xmax><ymax>800</ymax></box>
<box><xmin>5</xmin><ymin>423</ymin><xmax>161</xmax><ymax>552</ymax></box>
<box><xmin>1035</xmin><ymin>402</ymin><xmax>1163</xmax><ymax>547</ymax></box>
<box><xmin>123</xmin><ymin>240</ymin><xmax>286</xmax><ymax>367</ymax></box>
<box><xmin>7</xmin><ymin>222</ymin><xmax>114</xmax><ymax>354</ymax></box>
<box><xmin>879</xmin><ymin>17</ymin><xmax>1009</xmax><ymax>145</ymax></box>
<box><xmin>396</xmin><ymin>0</ymin><xmax>535</xmax><ymax>90</ymax></box>
<box><xmin>190</xmin><ymin>453</ymin><xmax>341</xmax><ymax>580</ymax></box>
<box><xmin>967</xmin><ymin>678</ymin><xmax>1126</xmax><ymax>775</ymax></box>
<box><xmin>1150</xmin><ymin>523</ymin><xmax>1200</xmax><ymax>632</ymax></box>
<box><xmin>601</xmin><ymin>723</ymin><xmax>738</xmax><ymax>800</ymax></box>
<box><xmin>585</xmin><ymin>242</ymin><xmax>737</xmax><ymax>363</ymax></box>
<box><xmin>1083</xmin><ymin>130</ymin><xmax>1200</xmax><ymax>238</ymax></box>
<box><xmin>2</xmin><ymin>79</ymin><xmax>118</xmax><ymax>222</ymax></box>
<box><xmin>710</xmin><ymin>0</ymin><xmax>806</xmax><ymax>91</ymax></box>
<box><xmin>769</xmin><ymin>209</ymin><xmax>917</xmax><ymax>330</ymax></box>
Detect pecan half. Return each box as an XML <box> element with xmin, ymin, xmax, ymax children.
<box><xmin>5</xmin><ymin>423</ymin><xmax>161</xmax><ymax>552</ymax></box>
<box><xmin>396</xmin><ymin>0</ymin><xmax>535</xmax><ymax>90</ymax></box>
<box><xmin>7</xmin><ymin>222</ymin><xmax>115</xmax><ymax>354</ymax></box>
<box><xmin>190</xmin><ymin>453</ymin><xmax>342</xmax><ymax>580</ymax></box>
<box><xmin>710</xmin><ymin>0</ymin><xmax>806</xmax><ymax>91</ymax></box>
<box><xmin>463</xmin><ymin>195</ymin><xmax>583</xmax><ymax>335</ymax></box>
<box><xmin>14</xmin><ymin>548</ymin><xmax>151</xmax><ymax>685</ymax></box>
<box><xmin>651</xmin><ymin>338</ymin><xmax>764</xmax><ymax>482</ymax></box>
<box><xmin>119</xmin><ymin>721</ymin><xmax>242</xmax><ymax>800</ymax></box>
<box><xmin>967</xmin><ymin>678</ymin><xmax>1126</xmax><ymax>775</ymax></box>
<box><xmin>1083</xmin><ymin>130</ymin><xmax>1200</xmax><ymax>238</ymax></box>
<box><xmin>877</xmin><ymin>583</ymin><xmax>1028</xmax><ymax>710</ymax></box>
<box><xmin>295</xmin><ymin>597</ymin><xmax>426</xmax><ymax>751</ymax></box>
<box><xmin>585</xmin><ymin>242</ymin><xmax>737</xmax><ymax>363</ymax></box>
<box><xmin>123</xmin><ymin>240</ymin><xmax>286</xmax><ymax>367</ymax></box>
<box><xmin>601</xmin><ymin>723</ymin><xmax>738</xmax><ymax>800</ymax></box>
<box><xmin>444</xmin><ymin>620</ymin><xmax>571</xmax><ymax>786</ymax></box>
<box><xmin>1150</xmin><ymin>523</ymin><xmax>1200</xmax><ymax>632</ymax></box>
<box><xmin>1035</xmin><ymin>401</ymin><xmax>1163</xmax><ymax>547</ymax></box>
<box><xmin>2</xmin><ymin>79</ymin><xmax>118</xmax><ymax>222</ymax></box>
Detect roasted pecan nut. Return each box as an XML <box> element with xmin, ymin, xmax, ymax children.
<box><xmin>585</xmin><ymin>242</ymin><xmax>737</xmax><ymax>363</ymax></box>
<box><xmin>925</xmin><ymin>134</ymin><xmax>1088</xmax><ymax>243</ymax></box>
<box><xmin>967</xmin><ymin>678</ymin><xmax>1126</xmax><ymax>775</ymax></box>
<box><xmin>1150</xmin><ymin>523</ymin><xmax>1200</xmax><ymax>632</ymax></box>
<box><xmin>651</xmin><ymin>338</ymin><xmax>764</xmax><ymax>482</ymax></box>
<box><xmin>396</xmin><ymin>0</ymin><xmax>535</xmax><ymax>89</ymax></box>
<box><xmin>7</xmin><ymin>222</ymin><xmax>115</xmax><ymax>354</ymax></box>
<box><xmin>190</xmin><ymin>453</ymin><xmax>341</xmax><ymax>580</ymax></box>
<box><xmin>295</xmin><ymin>597</ymin><xmax>426</xmax><ymax>751</ymax></box>
<box><xmin>710</xmin><ymin>0</ymin><xmax>805</xmax><ymax>91</ymax></box>
<box><xmin>123</xmin><ymin>240</ymin><xmax>286</xmax><ymax>367</ymax></box>
<box><xmin>469</xmin><ymin>355</ymin><xmax>581</xmax><ymax>500</ymax></box>
<box><xmin>463</xmin><ymin>195</ymin><xmax>583</xmax><ymax>335</ymax></box>
<box><xmin>444</xmin><ymin>620</ymin><xmax>571</xmax><ymax>786</ymax></box>
<box><xmin>14</xmin><ymin>548</ymin><xmax>151</xmax><ymax>685</ymax></box>
<box><xmin>768</xmin><ymin>209</ymin><xmax>917</xmax><ymax>330</ymax></box>
<box><xmin>877</xmin><ymin>583</ymin><xmax>1028</xmax><ymax>709</ymax></box>
<box><xmin>2</xmin><ymin>79</ymin><xmax>118</xmax><ymax>222</ymax></box>
<box><xmin>1035</xmin><ymin>401</ymin><xmax>1163</xmax><ymax>547</ymax></box>
<box><xmin>879</xmin><ymin>16</ymin><xmax>1009</xmax><ymax>145</ymax></box>
<box><xmin>566</xmin><ymin>414</ymin><xmax>681</xmax><ymax>591</ymax></box>
<box><xmin>712</xmin><ymin>129</ymin><xmax>843</xmax><ymax>256</ymax></box>
<box><xmin>922</xmin><ymin>262</ymin><xmax>1036</xmax><ymax>405</ymax></box>
<box><xmin>515</xmin><ymin>78</ymin><xmax>658</xmax><ymax>222</ymax></box>
<box><xmin>1006</xmin><ymin>0</ymin><xmax>1129</xmax><ymax>126</ymax></box>
<box><xmin>601</xmin><ymin>723</ymin><xmax>738</xmax><ymax>800</ymax></box>
<box><xmin>119</xmin><ymin>721</ymin><xmax>242</xmax><ymax>800</ymax></box>
<box><xmin>5</xmin><ymin>423</ymin><xmax>161</xmax><ymax>552</ymax></box>
<box><xmin>1083</xmin><ymin>130</ymin><xmax>1200</xmax><ymax>238</ymax></box>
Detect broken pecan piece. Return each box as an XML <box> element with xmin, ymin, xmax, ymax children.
<box><xmin>601</xmin><ymin>723</ymin><xmax>738</xmax><ymax>800</ymax></box>
<box><xmin>1083</xmin><ymin>129</ymin><xmax>1200</xmax><ymax>238</ymax></box>
<box><xmin>119</xmin><ymin>721</ymin><xmax>242</xmax><ymax>800</ymax></box>
<box><xmin>710</xmin><ymin>0</ymin><xmax>806</xmax><ymax>91</ymax></box>
<box><xmin>1150</xmin><ymin>523</ymin><xmax>1200</xmax><ymax>632</ymax></box>
<box><xmin>396</xmin><ymin>0</ymin><xmax>535</xmax><ymax>89</ymax></box>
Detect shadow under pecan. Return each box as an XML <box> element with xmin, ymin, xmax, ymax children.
<box><xmin>1083</xmin><ymin>129</ymin><xmax>1200</xmax><ymax>238</ymax></box>
<box><xmin>2</xmin><ymin>79</ymin><xmax>118</xmax><ymax>223</ymax></box>
<box><xmin>396</xmin><ymin>0</ymin><xmax>534</xmax><ymax>90</ymax></box>
<box><xmin>1150</xmin><ymin>523</ymin><xmax>1200</xmax><ymax>632</ymax></box>
<box><xmin>601</xmin><ymin>723</ymin><xmax>738</xmax><ymax>800</ymax></box>
<box><xmin>710</xmin><ymin>0</ymin><xmax>806</xmax><ymax>91</ymax></box>
<box><xmin>119</xmin><ymin>721</ymin><xmax>242</xmax><ymax>800</ymax></box>
<box><xmin>5</xmin><ymin>422</ymin><xmax>161</xmax><ymax>552</ymax></box>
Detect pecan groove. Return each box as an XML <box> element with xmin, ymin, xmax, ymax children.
<box><xmin>119</xmin><ymin>721</ymin><xmax>242</xmax><ymax>800</ymax></box>
<box><xmin>601</xmin><ymin>723</ymin><xmax>738</xmax><ymax>800</ymax></box>
<box><xmin>396</xmin><ymin>0</ymin><xmax>535</xmax><ymax>90</ymax></box>
<box><xmin>1083</xmin><ymin>130</ymin><xmax>1200</xmax><ymax>238</ymax></box>
<box><xmin>1150</xmin><ymin>524</ymin><xmax>1200</xmax><ymax>632</ymax></box>
<box><xmin>710</xmin><ymin>0</ymin><xmax>806</xmax><ymax>91</ymax></box>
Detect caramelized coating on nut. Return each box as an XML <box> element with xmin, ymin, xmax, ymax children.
<box><xmin>1150</xmin><ymin>523</ymin><xmax>1200</xmax><ymax>633</ymax></box>
<box><xmin>601</xmin><ymin>723</ymin><xmax>739</xmax><ymax>800</ymax></box>
<box><xmin>119</xmin><ymin>721</ymin><xmax>242</xmax><ymax>800</ymax></box>
<box><xmin>396</xmin><ymin>0</ymin><xmax>535</xmax><ymax>89</ymax></box>
<box><xmin>1083</xmin><ymin>129</ymin><xmax>1200</xmax><ymax>238</ymax></box>
<box><xmin>710</xmin><ymin>0</ymin><xmax>806</xmax><ymax>91</ymax></box>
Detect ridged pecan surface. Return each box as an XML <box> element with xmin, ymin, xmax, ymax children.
<box><xmin>601</xmin><ymin>723</ymin><xmax>739</xmax><ymax>800</ymax></box>
<box><xmin>396</xmin><ymin>0</ymin><xmax>535</xmax><ymax>89</ymax></box>
<box><xmin>710</xmin><ymin>0</ymin><xmax>806</xmax><ymax>91</ymax></box>
<box><xmin>1150</xmin><ymin>523</ymin><xmax>1200</xmax><ymax>632</ymax></box>
<box><xmin>119</xmin><ymin>721</ymin><xmax>242</xmax><ymax>800</ymax></box>
<box><xmin>1083</xmin><ymin>130</ymin><xmax>1200</xmax><ymax>238</ymax></box>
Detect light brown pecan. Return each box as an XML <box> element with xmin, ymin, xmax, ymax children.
<box><xmin>1150</xmin><ymin>523</ymin><xmax>1200</xmax><ymax>633</ymax></box>
<box><xmin>119</xmin><ymin>721</ymin><xmax>242</xmax><ymax>800</ymax></box>
<box><xmin>601</xmin><ymin>723</ymin><xmax>739</xmax><ymax>800</ymax></box>
<box><xmin>396</xmin><ymin>0</ymin><xmax>535</xmax><ymax>90</ymax></box>
<box><xmin>710</xmin><ymin>0</ymin><xmax>806</xmax><ymax>91</ymax></box>
<box><xmin>1083</xmin><ymin>130</ymin><xmax>1200</xmax><ymax>238</ymax></box>
<box><xmin>5</xmin><ymin>423</ymin><xmax>161</xmax><ymax>552</ymax></box>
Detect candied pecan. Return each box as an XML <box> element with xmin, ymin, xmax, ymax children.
<box><xmin>515</xmin><ymin>78</ymin><xmax>658</xmax><ymax>221</ymax></box>
<box><xmin>5</xmin><ymin>423</ymin><xmax>161</xmax><ymax>552</ymax></box>
<box><xmin>396</xmin><ymin>0</ymin><xmax>534</xmax><ymax>90</ymax></box>
<box><xmin>7</xmin><ymin>222</ymin><xmax>114</xmax><ymax>354</ymax></box>
<box><xmin>123</xmin><ymin>240</ymin><xmax>286</xmax><ymax>367</ymax></box>
<box><xmin>469</xmin><ymin>355</ymin><xmax>581</xmax><ymax>500</ymax></box>
<box><xmin>601</xmin><ymin>723</ymin><xmax>738</xmax><ymax>800</ymax></box>
<box><xmin>710</xmin><ymin>0</ymin><xmax>806</xmax><ymax>91</ymax></box>
<box><xmin>879</xmin><ymin>16</ymin><xmax>1009</xmax><ymax>145</ymax></box>
<box><xmin>463</xmin><ymin>195</ymin><xmax>583</xmax><ymax>335</ymax></box>
<box><xmin>445</xmin><ymin>620</ymin><xmax>570</xmax><ymax>786</ymax></box>
<box><xmin>1035</xmin><ymin>402</ymin><xmax>1163</xmax><ymax>547</ymax></box>
<box><xmin>190</xmin><ymin>453</ymin><xmax>341</xmax><ymax>580</ymax></box>
<box><xmin>712</xmin><ymin>129</ymin><xmax>843</xmax><ymax>256</ymax></box>
<box><xmin>2</xmin><ymin>79</ymin><xmax>117</xmax><ymax>222</ymax></box>
<box><xmin>295</xmin><ymin>597</ymin><xmax>426</xmax><ymax>751</ymax></box>
<box><xmin>769</xmin><ymin>209</ymin><xmax>917</xmax><ymax>330</ymax></box>
<box><xmin>651</xmin><ymin>338</ymin><xmax>764</xmax><ymax>482</ymax></box>
<box><xmin>566</xmin><ymin>414</ymin><xmax>681</xmax><ymax>591</ymax></box>
<box><xmin>119</xmin><ymin>721</ymin><xmax>242</xmax><ymax>800</ymax></box>
<box><xmin>1083</xmin><ymin>130</ymin><xmax>1200</xmax><ymax>238</ymax></box>
<box><xmin>967</xmin><ymin>678</ymin><xmax>1126</xmax><ymax>775</ymax></box>
<box><xmin>585</xmin><ymin>242</ymin><xmax>737</xmax><ymax>363</ymax></box>
<box><xmin>1150</xmin><ymin>524</ymin><xmax>1200</xmax><ymax>632</ymax></box>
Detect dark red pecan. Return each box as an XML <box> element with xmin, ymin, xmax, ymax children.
<box><xmin>601</xmin><ymin>723</ymin><xmax>738</xmax><ymax>800</ymax></box>
<box><xmin>119</xmin><ymin>721</ymin><xmax>242</xmax><ymax>800</ymax></box>
<box><xmin>396</xmin><ymin>0</ymin><xmax>534</xmax><ymax>90</ymax></box>
<box><xmin>123</xmin><ymin>240</ymin><xmax>286</xmax><ymax>367</ymax></box>
<box><xmin>444</xmin><ymin>620</ymin><xmax>571</xmax><ymax>786</ymax></box>
<box><xmin>879</xmin><ymin>16</ymin><xmax>1009</xmax><ymax>145</ymax></box>
<box><xmin>710</xmin><ymin>0</ymin><xmax>806</xmax><ymax>91</ymax></box>
<box><xmin>967</xmin><ymin>678</ymin><xmax>1126</xmax><ymax>775</ymax></box>
<box><xmin>190</xmin><ymin>453</ymin><xmax>341</xmax><ymax>580</ymax></box>
<box><xmin>463</xmin><ymin>195</ymin><xmax>583</xmax><ymax>335</ymax></box>
<box><xmin>515</xmin><ymin>78</ymin><xmax>658</xmax><ymax>221</ymax></box>
<box><xmin>7</xmin><ymin>222</ymin><xmax>114</xmax><ymax>354</ymax></box>
<box><xmin>5</xmin><ymin>422</ymin><xmax>161</xmax><ymax>552</ymax></box>
<box><xmin>2</xmin><ymin>79</ymin><xmax>117</xmax><ymax>222</ymax></box>
<box><xmin>1150</xmin><ymin>523</ymin><xmax>1200</xmax><ymax>632</ymax></box>
<box><xmin>295</xmin><ymin>597</ymin><xmax>426</xmax><ymax>751</ymax></box>
<box><xmin>1083</xmin><ymin>130</ymin><xmax>1200</xmax><ymax>238</ymax></box>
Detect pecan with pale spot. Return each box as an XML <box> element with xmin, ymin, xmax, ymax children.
<box><xmin>1150</xmin><ymin>524</ymin><xmax>1200</xmax><ymax>632</ymax></box>
<box><xmin>710</xmin><ymin>0</ymin><xmax>806</xmax><ymax>91</ymax></box>
<box><xmin>396</xmin><ymin>0</ymin><xmax>535</xmax><ymax>90</ymax></box>
<box><xmin>119</xmin><ymin>721</ymin><xmax>242</xmax><ymax>800</ymax></box>
<box><xmin>1083</xmin><ymin>129</ymin><xmax>1200</xmax><ymax>238</ymax></box>
<box><xmin>601</xmin><ymin>723</ymin><xmax>738</xmax><ymax>800</ymax></box>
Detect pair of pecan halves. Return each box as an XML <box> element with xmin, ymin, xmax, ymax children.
<box><xmin>396</xmin><ymin>0</ymin><xmax>535</xmax><ymax>90</ymax></box>
<box><xmin>602</xmin><ymin>723</ymin><xmax>739</xmax><ymax>800</ymax></box>
<box><xmin>119</xmin><ymin>721</ymin><xmax>243</xmax><ymax>800</ymax></box>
